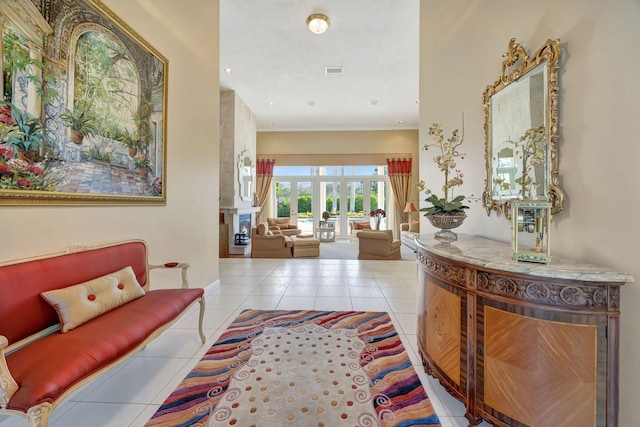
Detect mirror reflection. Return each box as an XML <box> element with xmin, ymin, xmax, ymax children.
<box><xmin>482</xmin><ymin>38</ymin><xmax>564</xmax><ymax>218</ymax></box>
<box><xmin>490</xmin><ymin>64</ymin><xmax>546</xmax><ymax>200</ymax></box>
<box><xmin>238</xmin><ymin>150</ymin><xmax>253</xmax><ymax>201</ymax></box>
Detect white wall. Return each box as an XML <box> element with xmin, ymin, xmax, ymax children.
<box><xmin>420</xmin><ymin>0</ymin><xmax>640</xmax><ymax>423</ymax></box>
<box><xmin>0</xmin><ymin>0</ymin><xmax>220</xmax><ymax>289</ymax></box>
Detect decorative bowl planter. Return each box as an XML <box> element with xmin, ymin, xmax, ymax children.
<box><xmin>426</xmin><ymin>213</ymin><xmax>467</xmax><ymax>242</ymax></box>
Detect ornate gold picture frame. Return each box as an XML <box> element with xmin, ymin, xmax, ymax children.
<box><xmin>0</xmin><ymin>0</ymin><xmax>167</xmax><ymax>205</ymax></box>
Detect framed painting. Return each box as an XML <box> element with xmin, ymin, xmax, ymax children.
<box><xmin>0</xmin><ymin>0</ymin><xmax>167</xmax><ymax>205</ymax></box>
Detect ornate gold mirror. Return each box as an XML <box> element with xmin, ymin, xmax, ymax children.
<box><xmin>482</xmin><ymin>38</ymin><xmax>563</xmax><ymax>218</ymax></box>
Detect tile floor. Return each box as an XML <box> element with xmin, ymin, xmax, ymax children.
<box><xmin>0</xmin><ymin>257</ymin><xmax>491</xmax><ymax>427</ymax></box>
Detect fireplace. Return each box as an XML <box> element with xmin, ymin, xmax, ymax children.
<box><xmin>220</xmin><ymin>207</ymin><xmax>260</xmax><ymax>256</ymax></box>
<box><xmin>235</xmin><ymin>214</ymin><xmax>251</xmax><ymax>246</ymax></box>
<box><xmin>238</xmin><ymin>214</ymin><xmax>251</xmax><ymax>235</ymax></box>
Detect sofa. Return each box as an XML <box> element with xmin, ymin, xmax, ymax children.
<box><xmin>349</xmin><ymin>220</ymin><xmax>372</xmax><ymax>234</ymax></box>
<box><xmin>251</xmin><ymin>222</ymin><xmax>294</xmax><ymax>258</ymax></box>
<box><xmin>266</xmin><ymin>217</ymin><xmax>302</xmax><ymax>236</ymax></box>
<box><xmin>400</xmin><ymin>219</ymin><xmax>420</xmax><ymax>251</ymax></box>
<box><xmin>0</xmin><ymin>240</ymin><xmax>205</xmax><ymax>427</ymax></box>
<box><xmin>356</xmin><ymin>230</ymin><xmax>401</xmax><ymax>260</ymax></box>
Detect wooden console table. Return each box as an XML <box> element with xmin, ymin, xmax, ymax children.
<box><xmin>415</xmin><ymin>234</ymin><xmax>632</xmax><ymax>427</ymax></box>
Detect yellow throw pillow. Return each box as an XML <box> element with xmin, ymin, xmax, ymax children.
<box><xmin>41</xmin><ymin>266</ymin><xmax>145</xmax><ymax>332</ymax></box>
<box><xmin>409</xmin><ymin>219</ymin><xmax>420</xmax><ymax>233</ymax></box>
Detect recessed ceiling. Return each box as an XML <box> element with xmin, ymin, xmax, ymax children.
<box><xmin>220</xmin><ymin>0</ymin><xmax>420</xmax><ymax>132</ymax></box>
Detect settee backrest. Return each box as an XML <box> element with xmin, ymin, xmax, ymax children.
<box><xmin>0</xmin><ymin>240</ymin><xmax>148</xmax><ymax>345</ymax></box>
<box><xmin>358</xmin><ymin>229</ymin><xmax>393</xmax><ymax>241</ymax></box>
<box><xmin>267</xmin><ymin>217</ymin><xmax>291</xmax><ymax>227</ymax></box>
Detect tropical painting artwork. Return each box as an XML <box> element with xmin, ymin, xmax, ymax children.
<box><xmin>0</xmin><ymin>0</ymin><xmax>167</xmax><ymax>205</ymax></box>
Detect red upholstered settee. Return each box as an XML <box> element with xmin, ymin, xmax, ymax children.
<box><xmin>0</xmin><ymin>240</ymin><xmax>205</xmax><ymax>427</ymax></box>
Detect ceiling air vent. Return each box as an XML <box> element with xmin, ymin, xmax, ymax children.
<box><xmin>325</xmin><ymin>66</ymin><xmax>343</xmax><ymax>74</ymax></box>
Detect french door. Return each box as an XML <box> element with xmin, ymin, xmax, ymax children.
<box><xmin>274</xmin><ymin>179</ymin><xmax>314</xmax><ymax>234</ymax></box>
<box><xmin>274</xmin><ymin>176</ymin><xmax>391</xmax><ymax>238</ymax></box>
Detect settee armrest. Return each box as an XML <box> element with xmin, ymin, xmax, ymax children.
<box><xmin>148</xmin><ymin>262</ymin><xmax>191</xmax><ymax>289</ymax></box>
<box><xmin>269</xmin><ymin>226</ymin><xmax>284</xmax><ymax>235</ymax></box>
<box><xmin>0</xmin><ymin>335</ymin><xmax>18</xmax><ymax>407</ymax></box>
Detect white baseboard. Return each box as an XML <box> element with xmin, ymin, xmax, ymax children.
<box><xmin>203</xmin><ymin>278</ymin><xmax>221</xmax><ymax>301</ymax></box>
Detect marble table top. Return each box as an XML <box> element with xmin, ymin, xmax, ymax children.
<box><xmin>415</xmin><ymin>233</ymin><xmax>634</xmax><ymax>283</ymax></box>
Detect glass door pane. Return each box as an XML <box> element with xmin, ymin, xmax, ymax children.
<box><xmin>296</xmin><ymin>181</ymin><xmax>313</xmax><ymax>234</ymax></box>
<box><xmin>275</xmin><ymin>181</ymin><xmax>292</xmax><ymax>219</ymax></box>
<box><xmin>346</xmin><ymin>180</ymin><xmax>365</xmax><ymax>233</ymax></box>
<box><xmin>320</xmin><ymin>180</ymin><xmax>341</xmax><ymax>237</ymax></box>
<box><xmin>370</xmin><ymin>180</ymin><xmax>389</xmax><ymax>230</ymax></box>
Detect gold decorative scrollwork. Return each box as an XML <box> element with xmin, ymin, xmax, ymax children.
<box><xmin>500</xmin><ymin>38</ymin><xmax>530</xmax><ymax>84</ymax></box>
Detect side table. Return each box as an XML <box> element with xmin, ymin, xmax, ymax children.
<box><xmin>314</xmin><ymin>227</ymin><xmax>335</xmax><ymax>242</ymax></box>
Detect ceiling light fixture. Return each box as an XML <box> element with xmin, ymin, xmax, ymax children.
<box><xmin>307</xmin><ymin>14</ymin><xmax>330</xmax><ymax>35</ymax></box>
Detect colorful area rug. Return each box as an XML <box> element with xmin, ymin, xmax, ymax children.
<box><xmin>146</xmin><ymin>310</ymin><xmax>440</xmax><ymax>426</ymax></box>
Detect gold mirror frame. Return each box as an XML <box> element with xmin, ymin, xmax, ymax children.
<box><xmin>482</xmin><ymin>38</ymin><xmax>563</xmax><ymax>218</ymax></box>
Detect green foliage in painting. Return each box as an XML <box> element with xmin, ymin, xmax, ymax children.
<box><xmin>3</xmin><ymin>28</ymin><xmax>58</xmax><ymax>104</ymax></box>
<box><xmin>73</xmin><ymin>31</ymin><xmax>139</xmax><ymax>137</ymax></box>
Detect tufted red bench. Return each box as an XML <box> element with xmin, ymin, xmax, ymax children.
<box><xmin>0</xmin><ymin>240</ymin><xmax>205</xmax><ymax>427</ymax></box>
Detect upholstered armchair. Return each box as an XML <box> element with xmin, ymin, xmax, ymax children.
<box><xmin>266</xmin><ymin>217</ymin><xmax>302</xmax><ymax>236</ymax></box>
<box><xmin>356</xmin><ymin>230</ymin><xmax>401</xmax><ymax>260</ymax></box>
<box><xmin>251</xmin><ymin>222</ymin><xmax>294</xmax><ymax>258</ymax></box>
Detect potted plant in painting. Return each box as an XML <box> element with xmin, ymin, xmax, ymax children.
<box><xmin>60</xmin><ymin>104</ymin><xmax>99</xmax><ymax>144</ymax></box>
<box><xmin>115</xmin><ymin>127</ymin><xmax>139</xmax><ymax>157</ymax></box>
<box><xmin>419</xmin><ymin>115</ymin><xmax>470</xmax><ymax>242</ymax></box>
<box><xmin>3</xmin><ymin>102</ymin><xmax>50</xmax><ymax>163</ymax></box>
<box><xmin>132</xmin><ymin>153</ymin><xmax>152</xmax><ymax>178</ymax></box>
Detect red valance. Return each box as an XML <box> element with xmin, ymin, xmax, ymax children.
<box><xmin>256</xmin><ymin>159</ymin><xmax>275</xmax><ymax>176</ymax></box>
<box><xmin>387</xmin><ymin>158</ymin><xmax>412</xmax><ymax>175</ymax></box>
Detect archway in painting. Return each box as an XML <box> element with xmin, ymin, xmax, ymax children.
<box><xmin>66</xmin><ymin>26</ymin><xmax>141</xmax><ymax>152</ymax></box>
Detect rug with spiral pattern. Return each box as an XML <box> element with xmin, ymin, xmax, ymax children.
<box><xmin>146</xmin><ymin>310</ymin><xmax>440</xmax><ymax>426</ymax></box>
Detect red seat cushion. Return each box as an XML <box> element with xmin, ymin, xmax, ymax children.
<box><xmin>6</xmin><ymin>288</ymin><xmax>203</xmax><ymax>412</ymax></box>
